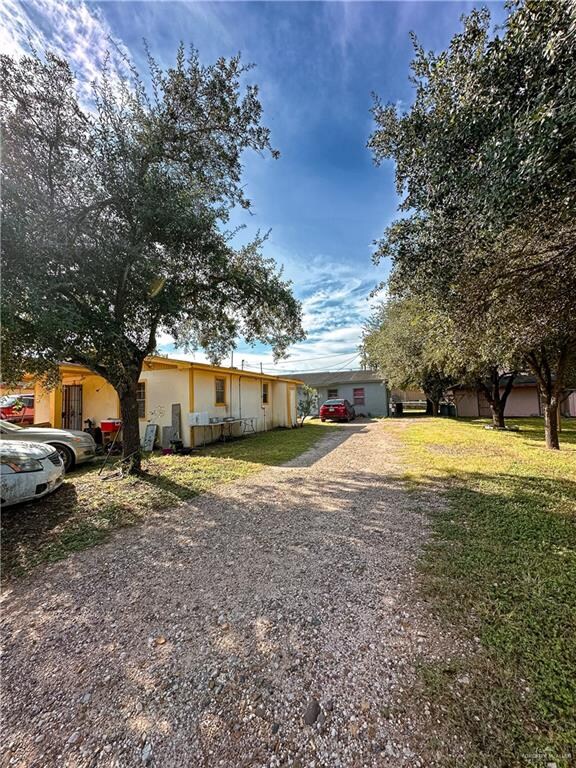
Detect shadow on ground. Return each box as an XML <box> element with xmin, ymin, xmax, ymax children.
<box><xmin>2</xmin><ymin>451</ymin><xmax>575</xmax><ymax>766</ymax></box>
<box><xmin>1</xmin><ymin>423</ymin><xmax>359</xmax><ymax>579</ymax></box>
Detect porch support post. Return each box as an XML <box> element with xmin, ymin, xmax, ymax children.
<box><xmin>188</xmin><ymin>367</ymin><xmax>195</xmax><ymax>448</ymax></box>
<box><xmin>50</xmin><ymin>386</ymin><xmax>63</xmax><ymax>429</ymax></box>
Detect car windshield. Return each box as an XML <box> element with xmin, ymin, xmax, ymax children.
<box><xmin>0</xmin><ymin>420</ymin><xmax>25</xmax><ymax>431</ymax></box>
<box><xmin>324</xmin><ymin>399</ymin><xmax>344</xmax><ymax>405</ymax></box>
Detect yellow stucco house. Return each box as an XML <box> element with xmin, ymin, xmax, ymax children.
<box><xmin>7</xmin><ymin>356</ymin><xmax>302</xmax><ymax>448</ymax></box>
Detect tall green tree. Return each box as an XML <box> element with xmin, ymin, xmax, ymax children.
<box><xmin>1</xmin><ymin>48</ymin><xmax>304</xmax><ymax>469</ymax></box>
<box><xmin>439</xmin><ymin>319</ymin><xmax>522</xmax><ymax>429</ymax></box>
<box><xmin>362</xmin><ymin>297</ymin><xmax>452</xmax><ymax>416</ymax></box>
<box><xmin>369</xmin><ymin>1</ymin><xmax>576</xmax><ymax>448</ymax></box>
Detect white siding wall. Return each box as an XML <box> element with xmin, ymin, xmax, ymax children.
<box><xmin>17</xmin><ymin>366</ymin><xmax>299</xmax><ymax>447</ymax></box>
<box><xmin>453</xmin><ymin>391</ymin><xmax>479</xmax><ymax>418</ymax></box>
<box><xmin>76</xmin><ymin>376</ymin><xmax>119</xmax><ymax>425</ymax></box>
<box><xmin>455</xmin><ymin>387</ymin><xmax>542</xmax><ymax>419</ymax></box>
<box><xmin>138</xmin><ymin>368</ymin><xmax>190</xmax><ymax>446</ymax></box>
<box><xmin>507</xmin><ymin>388</ymin><xmax>541</xmax><ymax>417</ymax></box>
<box><xmin>190</xmin><ymin>371</ymin><xmax>297</xmax><ymax>446</ymax></box>
<box><xmin>313</xmin><ymin>381</ymin><xmax>388</xmax><ymax>417</ymax></box>
<box><xmin>33</xmin><ymin>384</ymin><xmax>52</xmax><ymax>424</ymax></box>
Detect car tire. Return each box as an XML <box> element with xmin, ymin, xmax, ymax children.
<box><xmin>320</xmin><ymin>419</ymin><xmax>325</xmax><ymax>422</ymax></box>
<box><xmin>52</xmin><ymin>443</ymin><xmax>75</xmax><ymax>472</ymax></box>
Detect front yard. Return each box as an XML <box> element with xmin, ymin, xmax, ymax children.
<box><xmin>398</xmin><ymin>417</ymin><xmax>576</xmax><ymax>767</ymax></box>
<box><xmin>3</xmin><ymin>414</ymin><xmax>574</xmax><ymax>765</ymax></box>
<box><xmin>1</xmin><ymin>423</ymin><xmax>337</xmax><ymax>580</ymax></box>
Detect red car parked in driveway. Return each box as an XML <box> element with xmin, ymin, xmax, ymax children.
<box><xmin>320</xmin><ymin>398</ymin><xmax>355</xmax><ymax>423</ymax></box>
<box><xmin>0</xmin><ymin>394</ymin><xmax>35</xmax><ymax>424</ymax></box>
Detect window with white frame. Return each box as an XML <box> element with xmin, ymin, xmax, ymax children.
<box><xmin>262</xmin><ymin>381</ymin><xmax>269</xmax><ymax>404</ymax></box>
<box><xmin>327</xmin><ymin>388</ymin><xmax>338</xmax><ymax>399</ymax></box>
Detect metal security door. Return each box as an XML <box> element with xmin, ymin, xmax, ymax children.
<box><xmin>62</xmin><ymin>385</ymin><xmax>83</xmax><ymax>430</ymax></box>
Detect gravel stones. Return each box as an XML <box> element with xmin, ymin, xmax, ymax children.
<box><xmin>1</xmin><ymin>419</ymin><xmax>465</xmax><ymax>767</ymax></box>
<box><xmin>303</xmin><ymin>698</ymin><xmax>321</xmax><ymax>725</ymax></box>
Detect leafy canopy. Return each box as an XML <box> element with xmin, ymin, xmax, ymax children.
<box><xmin>369</xmin><ymin>1</ymin><xmax>576</xmax><ymax>357</ymax></box>
<box><xmin>1</xmin><ymin>46</ymin><xmax>304</xmax><ymax>388</ymax></box>
<box><xmin>368</xmin><ymin>0</ymin><xmax>576</xmax><ymax>445</ymax></box>
<box><xmin>362</xmin><ymin>297</ymin><xmax>452</xmax><ymax>406</ymax></box>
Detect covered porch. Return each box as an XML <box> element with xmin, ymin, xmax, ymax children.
<box><xmin>33</xmin><ymin>364</ymin><xmax>120</xmax><ymax>431</ymax></box>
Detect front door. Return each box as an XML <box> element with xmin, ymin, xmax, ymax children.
<box><xmin>62</xmin><ymin>385</ymin><xmax>83</xmax><ymax>430</ymax></box>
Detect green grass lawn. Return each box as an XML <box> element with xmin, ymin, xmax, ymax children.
<box><xmin>1</xmin><ymin>422</ymin><xmax>337</xmax><ymax>580</ymax></box>
<box><xmin>398</xmin><ymin>417</ymin><xmax>576</xmax><ymax>767</ymax></box>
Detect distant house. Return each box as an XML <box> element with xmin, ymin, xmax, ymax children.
<box><xmin>449</xmin><ymin>375</ymin><xmax>576</xmax><ymax>418</ymax></box>
<box><xmin>294</xmin><ymin>370</ymin><xmax>389</xmax><ymax>417</ymax></box>
<box><xmin>1</xmin><ymin>356</ymin><xmax>301</xmax><ymax>447</ymax></box>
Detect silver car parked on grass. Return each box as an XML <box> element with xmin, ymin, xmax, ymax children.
<box><xmin>0</xmin><ymin>420</ymin><xmax>96</xmax><ymax>471</ymax></box>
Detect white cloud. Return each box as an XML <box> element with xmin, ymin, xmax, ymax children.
<box><xmin>157</xmin><ymin>253</ymin><xmax>382</xmax><ymax>375</ymax></box>
<box><xmin>0</xmin><ymin>0</ymin><xmax>131</xmax><ymax>100</ymax></box>
<box><xmin>0</xmin><ymin>1</ymin><xmax>385</xmax><ymax>376</ymax></box>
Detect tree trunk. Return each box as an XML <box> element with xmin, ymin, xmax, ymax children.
<box><xmin>490</xmin><ymin>400</ymin><xmax>506</xmax><ymax>429</ymax></box>
<box><xmin>425</xmin><ymin>395</ymin><xmax>440</xmax><ymax>416</ymax></box>
<box><xmin>75</xmin><ymin>352</ymin><xmax>146</xmax><ymax>472</ymax></box>
<box><xmin>543</xmin><ymin>399</ymin><xmax>560</xmax><ymax>450</ymax></box>
<box><xmin>113</xmin><ymin>359</ymin><xmax>145</xmax><ymax>473</ymax></box>
<box><xmin>118</xmin><ymin>381</ymin><xmax>142</xmax><ymax>471</ymax></box>
<box><xmin>526</xmin><ymin>346</ymin><xmax>567</xmax><ymax>451</ymax></box>
<box><xmin>479</xmin><ymin>370</ymin><xmax>516</xmax><ymax>430</ymax></box>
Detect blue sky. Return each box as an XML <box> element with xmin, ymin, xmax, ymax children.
<box><xmin>1</xmin><ymin>0</ymin><xmax>506</xmax><ymax>374</ymax></box>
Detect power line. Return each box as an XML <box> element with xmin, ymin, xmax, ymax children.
<box><xmin>333</xmin><ymin>352</ymin><xmax>361</xmax><ymax>371</ymax></box>
<box><xmin>261</xmin><ymin>350</ymin><xmax>362</xmax><ymax>365</ymax></box>
<box><xmin>239</xmin><ymin>355</ymin><xmax>365</xmax><ymax>376</ymax></box>
<box><xmin>240</xmin><ymin>351</ymin><xmax>363</xmax><ymax>373</ymax></box>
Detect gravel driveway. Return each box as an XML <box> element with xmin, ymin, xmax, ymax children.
<box><xmin>1</xmin><ymin>419</ymin><xmax>456</xmax><ymax>768</ymax></box>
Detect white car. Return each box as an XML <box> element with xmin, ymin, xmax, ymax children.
<box><xmin>0</xmin><ymin>440</ymin><xmax>65</xmax><ymax>507</ymax></box>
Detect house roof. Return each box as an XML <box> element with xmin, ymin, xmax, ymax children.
<box><xmin>293</xmin><ymin>369</ymin><xmax>384</xmax><ymax>387</ymax></box>
<box><xmin>58</xmin><ymin>356</ymin><xmax>303</xmax><ymax>385</ymax></box>
<box><xmin>449</xmin><ymin>374</ymin><xmax>575</xmax><ymax>391</ymax></box>
<box><xmin>448</xmin><ymin>374</ymin><xmax>536</xmax><ymax>391</ymax></box>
